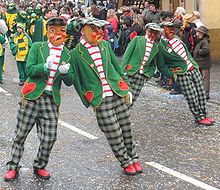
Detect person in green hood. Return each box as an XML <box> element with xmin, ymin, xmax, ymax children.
<box><xmin>5</xmin><ymin>3</ymin><xmax>18</xmax><ymax>37</ymax></box>
<box><xmin>15</xmin><ymin>10</ymin><xmax>27</xmax><ymax>33</ymax></box>
<box><xmin>32</xmin><ymin>4</ymin><xmax>47</xmax><ymax>42</ymax></box>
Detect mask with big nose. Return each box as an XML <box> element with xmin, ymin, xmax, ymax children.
<box><xmin>147</xmin><ymin>29</ymin><xmax>161</xmax><ymax>41</ymax></box>
<box><xmin>48</xmin><ymin>25</ymin><xmax>67</xmax><ymax>46</ymax></box>
<box><xmin>81</xmin><ymin>24</ymin><xmax>104</xmax><ymax>45</ymax></box>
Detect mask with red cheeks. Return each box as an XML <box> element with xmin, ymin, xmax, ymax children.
<box><xmin>163</xmin><ymin>26</ymin><xmax>175</xmax><ymax>39</ymax></box>
<box><xmin>48</xmin><ymin>25</ymin><xmax>67</xmax><ymax>46</ymax></box>
<box><xmin>81</xmin><ymin>24</ymin><xmax>104</xmax><ymax>45</ymax></box>
<box><xmin>147</xmin><ymin>29</ymin><xmax>160</xmax><ymax>41</ymax></box>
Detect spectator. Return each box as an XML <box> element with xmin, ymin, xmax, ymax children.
<box><xmin>98</xmin><ymin>2</ymin><xmax>107</xmax><ymax>20</ymax></box>
<box><xmin>118</xmin><ymin>16</ymin><xmax>133</xmax><ymax>55</ymax></box>
<box><xmin>131</xmin><ymin>14</ymin><xmax>145</xmax><ymax>36</ymax></box>
<box><xmin>145</xmin><ymin>2</ymin><xmax>161</xmax><ymax>24</ymax></box>
<box><xmin>181</xmin><ymin>14</ymin><xmax>197</xmax><ymax>55</ymax></box>
<box><xmin>107</xmin><ymin>9</ymin><xmax>118</xmax><ymax>34</ymax></box>
<box><xmin>193</xmin><ymin>26</ymin><xmax>211</xmax><ymax>100</ymax></box>
<box><xmin>90</xmin><ymin>4</ymin><xmax>100</xmax><ymax>18</ymax></box>
<box><xmin>174</xmin><ymin>6</ymin><xmax>186</xmax><ymax>22</ymax></box>
<box><xmin>191</xmin><ymin>11</ymin><xmax>204</xmax><ymax>28</ymax></box>
<box><xmin>106</xmin><ymin>9</ymin><xmax>119</xmax><ymax>51</ymax></box>
<box><xmin>142</xmin><ymin>0</ymin><xmax>150</xmax><ymax>18</ymax></box>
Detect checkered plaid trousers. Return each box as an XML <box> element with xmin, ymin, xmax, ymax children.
<box><xmin>95</xmin><ymin>95</ymin><xmax>139</xmax><ymax>168</ymax></box>
<box><xmin>7</xmin><ymin>96</ymin><xmax>59</xmax><ymax>170</ymax></box>
<box><xmin>127</xmin><ymin>72</ymin><xmax>147</xmax><ymax>105</ymax></box>
<box><xmin>176</xmin><ymin>68</ymin><xmax>207</xmax><ymax>121</ymax></box>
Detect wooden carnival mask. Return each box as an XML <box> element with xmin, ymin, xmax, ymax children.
<box><xmin>163</xmin><ymin>26</ymin><xmax>175</xmax><ymax>39</ymax></box>
<box><xmin>81</xmin><ymin>24</ymin><xmax>104</xmax><ymax>45</ymax></box>
<box><xmin>47</xmin><ymin>25</ymin><xmax>67</xmax><ymax>47</ymax></box>
<box><xmin>147</xmin><ymin>29</ymin><xmax>161</xmax><ymax>41</ymax></box>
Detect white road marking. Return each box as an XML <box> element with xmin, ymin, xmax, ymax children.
<box><xmin>0</xmin><ymin>86</ymin><xmax>12</xmax><ymax>96</ymax></box>
<box><xmin>58</xmin><ymin>120</ymin><xmax>98</xmax><ymax>140</ymax></box>
<box><xmin>145</xmin><ymin>162</ymin><xmax>219</xmax><ymax>190</ymax></box>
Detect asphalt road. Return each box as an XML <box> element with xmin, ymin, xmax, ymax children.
<box><xmin>0</xmin><ymin>45</ymin><xmax>220</xmax><ymax>190</ymax></box>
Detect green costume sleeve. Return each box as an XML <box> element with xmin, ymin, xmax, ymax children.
<box><xmin>121</xmin><ymin>37</ymin><xmax>137</xmax><ymax>70</ymax></box>
<box><xmin>156</xmin><ymin>50</ymin><xmax>174</xmax><ymax>78</ymax></box>
<box><xmin>57</xmin><ymin>47</ymin><xmax>76</xmax><ymax>87</ymax></box>
<box><xmin>0</xmin><ymin>34</ymin><xmax>6</xmax><ymax>44</ymax></box>
<box><xmin>69</xmin><ymin>49</ymin><xmax>90</xmax><ymax>108</ymax></box>
<box><xmin>9</xmin><ymin>36</ymin><xmax>18</xmax><ymax>56</ymax></box>
<box><xmin>60</xmin><ymin>65</ymin><xmax>76</xmax><ymax>87</ymax></box>
<box><xmin>106</xmin><ymin>41</ymin><xmax>131</xmax><ymax>87</ymax></box>
<box><xmin>25</xmin><ymin>43</ymin><xmax>48</xmax><ymax>77</ymax></box>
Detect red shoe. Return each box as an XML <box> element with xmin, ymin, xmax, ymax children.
<box><xmin>198</xmin><ymin>118</ymin><xmax>214</xmax><ymax>126</ymax></box>
<box><xmin>4</xmin><ymin>170</ymin><xmax>18</xmax><ymax>181</ymax></box>
<box><xmin>34</xmin><ymin>168</ymin><xmax>50</xmax><ymax>179</ymax></box>
<box><xmin>133</xmin><ymin>162</ymin><xmax>143</xmax><ymax>173</ymax></box>
<box><xmin>124</xmin><ymin>165</ymin><xmax>136</xmax><ymax>175</ymax></box>
<box><xmin>206</xmin><ymin>117</ymin><xmax>215</xmax><ymax>123</ymax></box>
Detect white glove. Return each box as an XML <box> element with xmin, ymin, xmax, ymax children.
<box><xmin>128</xmin><ymin>91</ymin><xmax>133</xmax><ymax>105</ymax></box>
<box><xmin>58</xmin><ymin>63</ymin><xmax>70</xmax><ymax>74</ymax></box>
<box><xmin>44</xmin><ymin>55</ymin><xmax>56</xmax><ymax>69</ymax></box>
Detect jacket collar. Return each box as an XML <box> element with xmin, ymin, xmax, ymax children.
<box><xmin>138</xmin><ymin>36</ymin><xmax>159</xmax><ymax>63</ymax></box>
<box><xmin>40</xmin><ymin>42</ymin><xmax>71</xmax><ymax>80</ymax></box>
<box><xmin>77</xmin><ymin>41</ymin><xmax>107</xmax><ymax>77</ymax></box>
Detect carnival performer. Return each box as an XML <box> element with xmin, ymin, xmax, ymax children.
<box><xmin>5</xmin><ymin>3</ymin><xmax>17</xmax><ymax>37</ymax></box>
<box><xmin>4</xmin><ymin>17</ymin><xmax>74</xmax><ymax>181</ymax></box>
<box><xmin>10</xmin><ymin>23</ymin><xmax>32</xmax><ymax>86</ymax></box>
<box><xmin>121</xmin><ymin>23</ymin><xmax>161</xmax><ymax>105</ymax></box>
<box><xmin>69</xmin><ymin>17</ymin><xmax>143</xmax><ymax>175</ymax></box>
<box><xmin>0</xmin><ymin>19</ymin><xmax>7</xmax><ymax>84</ymax></box>
<box><xmin>157</xmin><ymin>21</ymin><xmax>215</xmax><ymax>126</ymax></box>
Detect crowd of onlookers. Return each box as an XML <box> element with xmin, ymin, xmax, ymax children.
<box><xmin>0</xmin><ymin>0</ymin><xmax>211</xmax><ymax>96</ymax></box>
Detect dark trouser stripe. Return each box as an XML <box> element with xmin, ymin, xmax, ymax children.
<box><xmin>7</xmin><ymin>96</ymin><xmax>59</xmax><ymax>170</ymax></box>
<box><xmin>95</xmin><ymin>95</ymin><xmax>138</xmax><ymax>168</ymax></box>
<box><xmin>176</xmin><ymin>69</ymin><xmax>207</xmax><ymax>121</ymax></box>
<box><xmin>127</xmin><ymin>72</ymin><xmax>146</xmax><ymax>105</ymax></box>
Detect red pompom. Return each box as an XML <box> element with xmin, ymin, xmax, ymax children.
<box><xmin>129</xmin><ymin>31</ymin><xmax>138</xmax><ymax>40</ymax></box>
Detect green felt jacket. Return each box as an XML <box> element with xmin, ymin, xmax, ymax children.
<box><xmin>0</xmin><ymin>34</ymin><xmax>6</xmax><ymax>56</ymax></box>
<box><xmin>70</xmin><ymin>40</ymin><xmax>130</xmax><ymax>108</ymax></box>
<box><xmin>121</xmin><ymin>36</ymin><xmax>159</xmax><ymax>78</ymax></box>
<box><xmin>23</xmin><ymin>42</ymin><xmax>74</xmax><ymax>106</ymax></box>
<box><xmin>157</xmin><ymin>37</ymin><xmax>199</xmax><ymax>78</ymax></box>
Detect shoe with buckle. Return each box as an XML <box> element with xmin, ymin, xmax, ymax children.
<box><xmin>124</xmin><ymin>165</ymin><xmax>136</xmax><ymax>175</ymax></box>
<box><xmin>205</xmin><ymin>117</ymin><xmax>215</xmax><ymax>123</ymax></box>
<box><xmin>198</xmin><ymin>118</ymin><xmax>214</xmax><ymax>126</ymax></box>
<box><xmin>133</xmin><ymin>162</ymin><xmax>143</xmax><ymax>173</ymax></box>
<box><xmin>34</xmin><ymin>168</ymin><xmax>51</xmax><ymax>179</ymax></box>
<box><xmin>4</xmin><ymin>170</ymin><xmax>18</xmax><ymax>181</ymax></box>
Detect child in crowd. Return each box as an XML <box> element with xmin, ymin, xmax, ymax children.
<box><xmin>10</xmin><ymin>23</ymin><xmax>32</xmax><ymax>86</ymax></box>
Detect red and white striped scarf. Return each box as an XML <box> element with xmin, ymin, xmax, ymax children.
<box><xmin>80</xmin><ymin>38</ymin><xmax>113</xmax><ymax>98</ymax></box>
<box><xmin>140</xmin><ymin>37</ymin><xmax>154</xmax><ymax>74</ymax></box>
<box><xmin>161</xmin><ymin>36</ymin><xmax>193</xmax><ymax>70</ymax></box>
<box><xmin>44</xmin><ymin>42</ymin><xmax>64</xmax><ymax>92</ymax></box>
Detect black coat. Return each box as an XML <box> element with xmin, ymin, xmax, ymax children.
<box><xmin>193</xmin><ymin>37</ymin><xmax>211</xmax><ymax>69</ymax></box>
